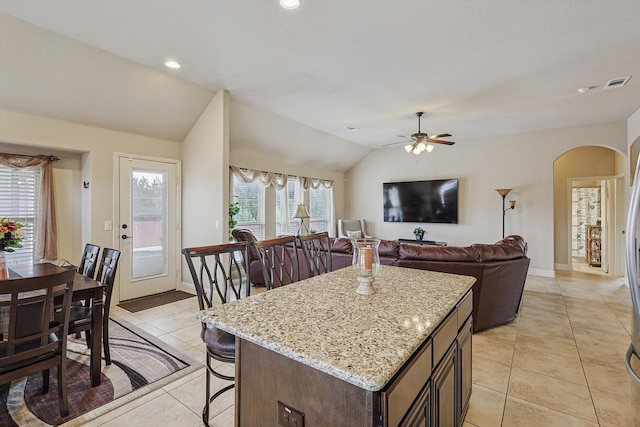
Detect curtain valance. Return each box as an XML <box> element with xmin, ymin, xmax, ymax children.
<box><xmin>230</xmin><ymin>166</ymin><xmax>333</xmax><ymax>189</ymax></box>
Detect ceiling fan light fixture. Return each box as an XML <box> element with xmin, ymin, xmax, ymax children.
<box><xmin>412</xmin><ymin>147</ymin><xmax>421</xmax><ymax>155</ymax></box>
<box><xmin>426</xmin><ymin>144</ymin><xmax>435</xmax><ymax>153</ymax></box>
<box><xmin>279</xmin><ymin>0</ymin><xmax>300</xmax><ymax>9</ymax></box>
<box><xmin>417</xmin><ymin>142</ymin><xmax>426</xmax><ymax>151</ymax></box>
<box><xmin>404</xmin><ymin>144</ymin><xmax>414</xmax><ymax>153</ymax></box>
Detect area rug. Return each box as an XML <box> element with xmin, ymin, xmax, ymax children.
<box><xmin>0</xmin><ymin>318</ymin><xmax>202</xmax><ymax>426</ymax></box>
<box><xmin>118</xmin><ymin>290</ymin><xmax>195</xmax><ymax>313</ymax></box>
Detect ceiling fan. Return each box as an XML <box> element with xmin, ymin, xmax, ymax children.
<box><xmin>385</xmin><ymin>112</ymin><xmax>455</xmax><ymax>155</ymax></box>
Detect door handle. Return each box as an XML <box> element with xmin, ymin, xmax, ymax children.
<box><xmin>121</xmin><ymin>234</ymin><xmax>133</xmax><ymax>240</ymax></box>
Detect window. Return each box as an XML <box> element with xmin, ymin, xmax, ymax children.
<box><xmin>232</xmin><ymin>175</ymin><xmax>265</xmax><ymax>239</ymax></box>
<box><xmin>275</xmin><ymin>180</ymin><xmax>298</xmax><ymax>236</ymax></box>
<box><xmin>0</xmin><ymin>164</ymin><xmax>40</xmax><ymax>264</ymax></box>
<box><xmin>309</xmin><ymin>186</ymin><xmax>330</xmax><ymax>233</ymax></box>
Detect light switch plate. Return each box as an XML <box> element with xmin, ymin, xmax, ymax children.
<box><xmin>278</xmin><ymin>401</ymin><xmax>304</xmax><ymax>427</ymax></box>
<box><xmin>104</xmin><ymin>221</ymin><xmax>113</xmax><ymax>231</ymax></box>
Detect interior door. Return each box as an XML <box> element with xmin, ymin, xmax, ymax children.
<box><xmin>118</xmin><ymin>156</ymin><xmax>179</xmax><ymax>301</ymax></box>
<box><xmin>601</xmin><ymin>180</ymin><xmax>609</xmax><ymax>273</ymax></box>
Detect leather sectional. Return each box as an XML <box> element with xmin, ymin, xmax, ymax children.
<box><xmin>231</xmin><ymin>229</ymin><xmax>530</xmax><ymax>332</ymax></box>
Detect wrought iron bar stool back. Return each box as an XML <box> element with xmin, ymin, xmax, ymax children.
<box><xmin>182</xmin><ymin>241</ymin><xmax>250</xmax><ymax>427</ymax></box>
<box><xmin>252</xmin><ymin>236</ymin><xmax>300</xmax><ymax>289</ymax></box>
<box><xmin>297</xmin><ymin>232</ymin><xmax>332</xmax><ymax>278</ymax></box>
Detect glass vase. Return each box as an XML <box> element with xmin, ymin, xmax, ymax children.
<box><xmin>352</xmin><ymin>239</ymin><xmax>381</xmax><ymax>295</ymax></box>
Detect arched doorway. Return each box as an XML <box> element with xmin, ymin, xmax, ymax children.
<box><xmin>553</xmin><ymin>146</ymin><xmax>626</xmax><ymax>276</ymax></box>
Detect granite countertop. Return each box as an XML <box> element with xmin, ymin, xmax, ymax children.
<box><xmin>197</xmin><ymin>265</ymin><xmax>475</xmax><ymax>391</ymax></box>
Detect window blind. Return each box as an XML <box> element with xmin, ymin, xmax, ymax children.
<box><xmin>0</xmin><ymin>164</ymin><xmax>40</xmax><ymax>264</ymax></box>
<box><xmin>232</xmin><ymin>176</ymin><xmax>265</xmax><ymax>239</ymax></box>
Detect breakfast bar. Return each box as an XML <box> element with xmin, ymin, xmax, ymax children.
<box><xmin>198</xmin><ymin>265</ymin><xmax>475</xmax><ymax>426</ymax></box>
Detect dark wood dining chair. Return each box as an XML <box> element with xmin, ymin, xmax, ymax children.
<box><xmin>0</xmin><ymin>268</ymin><xmax>75</xmax><ymax>417</ymax></box>
<box><xmin>252</xmin><ymin>235</ymin><xmax>300</xmax><ymax>289</ymax></box>
<box><xmin>182</xmin><ymin>242</ymin><xmax>251</xmax><ymax>427</ymax></box>
<box><xmin>78</xmin><ymin>243</ymin><xmax>101</xmax><ymax>279</ymax></box>
<box><xmin>297</xmin><ymin>232</ymin><xmax>332</xmax><ymax>278</ymax></box>
<box><xmin>56</xmin><ymin>248</ymin><xmax>121</xmax><ymax>366</ymax></box>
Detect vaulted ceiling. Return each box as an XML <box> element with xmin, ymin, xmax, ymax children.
<box><xmin>1</xmin><ymin>1</ymin><xmax>639</xmax><ymax>169</ymax></box>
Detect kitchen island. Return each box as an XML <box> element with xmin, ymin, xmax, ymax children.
<box><xmin>198</xmin><ymin>265</ymin><xmax>475</xmax><ymax>427</ymax></box>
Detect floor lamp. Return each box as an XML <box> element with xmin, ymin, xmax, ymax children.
<box><xmin>294</xmin><ymin>203</ymin><xmax>311</xmax><ymax>235</ymax></box>
<box><xmin>496</xmin><ymin>189</ymin><xmax>517</xmax><ymax>238</ymax></box>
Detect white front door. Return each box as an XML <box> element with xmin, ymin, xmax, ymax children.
<box><xmin>118</xmin><ymin>156</ymin><xmax>180</xmax><ymax>301</ymax></box>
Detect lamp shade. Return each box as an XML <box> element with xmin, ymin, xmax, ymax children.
<box><xmin>293</xmin><ymin>203</ymin><xmax>310</xmax><ymax>219</ymax></box>
<box><xmin>495</xmin><ymin>188</ymin><xmax>513</xmax><ymax>197</ymax></box>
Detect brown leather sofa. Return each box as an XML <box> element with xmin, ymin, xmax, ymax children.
<box><xmin>232</xmin><ymin>228</ymin><xmax>529</xmax><ymax>332</ymax></box>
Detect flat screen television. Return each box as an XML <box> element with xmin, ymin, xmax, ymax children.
<box><xmin>383</xmin><ymin>179</ymin><xmax>459</xmax><ymax>224</ymax></box>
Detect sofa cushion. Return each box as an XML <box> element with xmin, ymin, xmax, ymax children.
<box><xmin>472</xmin><ymin>243</ymin><xmax>524</xmax><ymax>262</ymax></box>
<box><xmin>331</xmin><ymin>238</ymin><xmax>353</xmax><ymax>254</ymax></box>
<box><xmin>378</xmin><ymin>239</ymin><xmax>399</xmax><ymax>257</ymax></box>
<box><xmin>399</xmin><ymin>244</ymin><xmax>480</xmax><ymax>262</ymax></box>
<box><xmin>231</xmin><ymin>228</ymin><xmax>260</xmax><ymax>261</ymax></box>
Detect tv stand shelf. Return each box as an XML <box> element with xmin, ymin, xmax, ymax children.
<box><xmin>398</xmin><ymin>239</ymin><xmax>448</xmax><ymax>246</ymax></box>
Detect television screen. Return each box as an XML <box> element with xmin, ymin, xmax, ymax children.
<box><xmin>383</xmin><ymin>179</ymin><xmax>459</xmax><ymax>223</ymax></box>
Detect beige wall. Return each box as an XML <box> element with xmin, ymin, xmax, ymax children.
<box><xmin>553</xmin><ymin>146</ymin><xmax>617</xmax><ymax>268</ymax></box>
<box><xmin>0</xmin><ymin>109</ymin><xmax>182</xmax><ymax>263</ymax></box>
<box><xmin>182</xmin><ymin>91</ymin><xmax>229</xmax><ymax>249</ymax></box>
<box><xmin>346</xmin><ymin>121</ymin><xmax>628</xmax><ymax>277</ymax></box>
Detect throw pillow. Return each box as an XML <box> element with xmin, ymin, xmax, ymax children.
<box><xmin>346</xmin><ymin>230</ymin><xmax>362</xmax><ymax>239</ymax></box>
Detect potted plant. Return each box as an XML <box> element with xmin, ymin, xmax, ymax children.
<box><xmin>228</xmin><ymin>201</ymin><xmax>240</xmax><ymax>241</ymax></box>
<box><xmin>413</xmin><ymin>227</ymin><xmax>426</xmax><ymax>241</ymax></box>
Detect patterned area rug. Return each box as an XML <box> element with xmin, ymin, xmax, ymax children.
<box><xmin>0</xmin><ymin>318</ymin><xmax>202</xmax><ymax>426</ymax></box>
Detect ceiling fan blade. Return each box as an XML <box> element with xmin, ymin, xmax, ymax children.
<box><xmin>382</xmin><ymin>140</ymin><xmax>411</xmax><ymax>147</ymax></box>
<box><xmin>430</xmin><ymin>133</ymin><xmax>451</xmax><ymax>139</ymax></box>
<box><xmin>427</xmin><ymin>139</ymin><xmax>455</xmax><ymax>145</ymax></box>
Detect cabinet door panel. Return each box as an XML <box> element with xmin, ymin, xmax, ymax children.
<box><xmin>432</xmin><ymin>343</ymin><xmax>457</xmax><ymax>427</ymax></box>
<box><xmin>458</xmin><ymin>317</ymin><xmax>473</xmax><ymax>423</ymax></box>
<box><xmin>401</xmin><ymin>383</ymin><xmax>431</xmax><ymax>427</ymax></box>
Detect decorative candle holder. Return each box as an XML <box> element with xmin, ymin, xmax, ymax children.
<box><xmin>352</xmin><ymin>239</ymin><xmax>381</xmax><ymax>295</ymax></box>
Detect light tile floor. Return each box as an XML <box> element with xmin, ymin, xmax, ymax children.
<box><xmin>81</xmin><ymin>270</ymin><xmax>640</xmax><ymax>426</ymax></box>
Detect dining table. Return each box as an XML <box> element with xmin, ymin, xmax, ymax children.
<box><xmin>1</xmin><ymin>262</ymin><xmax>104</xmax><ymax>387</ymax></box>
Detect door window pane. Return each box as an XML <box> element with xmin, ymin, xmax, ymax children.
<box><xmin>132</xmin><ymin>170</ymin><xmax>166</xmax><ymax>278</ymax></box>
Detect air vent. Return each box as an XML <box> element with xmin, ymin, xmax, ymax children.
<box><xmin>603</xmin><ymin>76</ymin><xmax>631</xmax><ymax>90</ymax></box>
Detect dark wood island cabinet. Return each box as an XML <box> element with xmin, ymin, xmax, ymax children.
<box><xmin>198</xmin><ymin>265</ymin><xmax>475</xmax><ymax>427</ymax></box>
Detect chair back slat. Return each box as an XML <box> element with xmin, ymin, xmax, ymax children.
<box><xmin>252</xmin><ymin>236</ymin><xmax>300</xmax><ymax>289</ymax></box>
<box><xmin>0</xmin><ymin>268</ymin><xmax>75</xmax><ymax>372</ymax></box>
<box><xmin>95</xmin><ymin>248</ymin><xmax>121</xmax><ymax>307</ymax></box>
<box><xmin>78</xmin><ymin>244</ymin><xmax>101</xmax><ymax>279</ymax></box>
<box><xmin>297</xmin><ymin>232</ymin><xmax>332</xmax><ymax>278</ymax></box>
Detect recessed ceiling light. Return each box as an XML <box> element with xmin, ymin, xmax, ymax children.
<box><xmin>279</xmin><ymin>0</ymin><xmax>300</xmax><ymax>10</ymax></box>
<box><xmin>577</xmin><ymin>87</ymin><xmax>590</xmax><ymax>94</ymax></box>
<box><xmin>164</xmin><ymin>61</ymin><xmax>181</xmax><ymax>70</ymax></box>
<box><xmin>346</xmin><ymin>127</ymin><xmax>359</xmax><ymax>131</ymax></box>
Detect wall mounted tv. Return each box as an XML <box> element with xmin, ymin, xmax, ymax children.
<box><xmin>383</xmin><ymin>179</ymin><xmax>459</xmax><ymax>224</ymax></box>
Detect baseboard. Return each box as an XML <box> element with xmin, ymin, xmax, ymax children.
<box><xmin>528</xmin><ymin>268</ymin><xmax>556</xmax><ymax>278</ymax></box>
<box><xmin>178</xmin><ymin>281</ymin><xmax>197</xmax><ymax>295</ymax></box>
<box><xmin>554</xmin><ymin>263</ymin><xmax>570</xmax><ymax>271</ymax></box>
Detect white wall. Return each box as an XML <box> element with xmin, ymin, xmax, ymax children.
<box><xmin>0</xmin><ymin>109</ymin><xmax>182</xmax><ymax>262</ymax></box>
<box><xmin>182</xmin><ymin>90</ymin><xmax>229</xmax><ymax>249</ymax></box>
<box><xmin>346</xmin><ymin>121</ymin><xmax>627</xmax><ymax>277</ymax></box>
<box><xmin>229</xmin><ymin>100</ymin><xmax>350</xmax><ymax>235</ymax></box>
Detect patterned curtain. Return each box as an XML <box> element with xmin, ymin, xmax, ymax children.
<box><xmin>572</xmin><ymin>187</ymin><xmax>600</xmax><ymax>258</ymax></box>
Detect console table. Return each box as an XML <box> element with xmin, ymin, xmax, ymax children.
<box><xmin>198</xmin><ymin>265</ymin><xmax>474</xmax><ymax>426</ymax></box>
<box><xmin>398</xmin><ymin>238</ymin><xmax>448</xmax><ymax>246</ymax></box>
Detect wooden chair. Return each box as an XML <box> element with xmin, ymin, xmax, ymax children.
<box><xmin>182</xmin><ymin>242</ymin><xmax>251</xmax><ymax>427</ymax></box>
<box><xmin>0</xmin><ymin>268</ymin><xmax>75</xmax><ymax>417</ymax></box>
<box><xmin>56</xmin><ymin>248</ymin><xmax>120</xmax><ymax>366</ymax></box>
<box><xmin>297</xmin><ymin>232</ymin><xmax>332</xmax><ymax>278</ymax></box>
<box><xmin>252</xmin><ymin>236</ymin><xmax>300</xmax><ymax>289</ymax></box>
<box><xmin>78</xmin><ymin>244</ymin><xmax>101</xmax><ymax>279</ymax></box>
